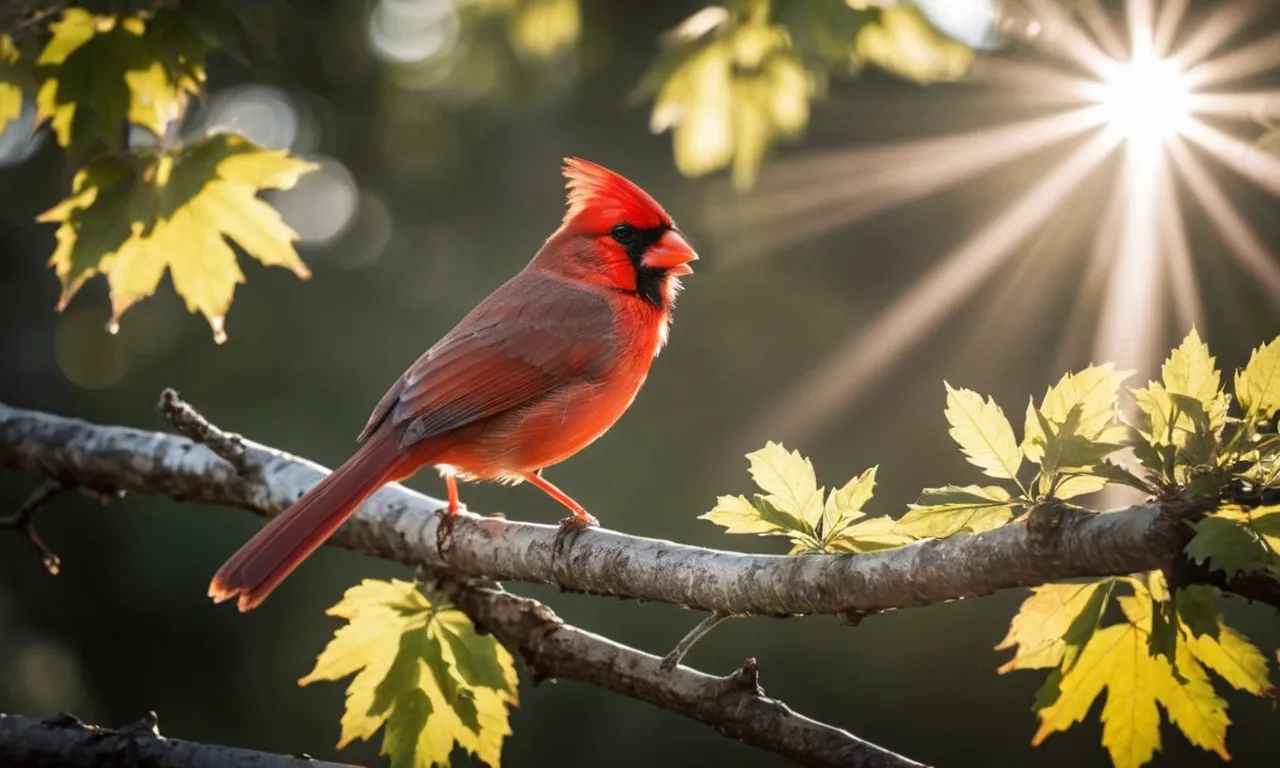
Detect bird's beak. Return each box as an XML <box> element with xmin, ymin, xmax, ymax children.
<box><xmin>642</xmin><ymin>230</ymin><xmax>698</xmax><ymax>276</ymax></box>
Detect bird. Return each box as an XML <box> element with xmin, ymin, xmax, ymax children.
<box><xmin>208</xmin><ymin>157</ymin><xmax>698</xmax><ymax>612</ymax></box>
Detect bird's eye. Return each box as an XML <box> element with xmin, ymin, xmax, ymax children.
<box><xmin>611</xmin><ymin>225</ymin><xmax>635</xmax><ymax>243</ymax></box>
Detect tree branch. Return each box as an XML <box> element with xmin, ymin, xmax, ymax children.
<box><xmin>3</xmin><ymin>397</ymin><xmax>1273</xmax><ymax>620</ymax></box>
<box><xmin>0</xmin><ymin>396</ymin><xmax>937</xmax><ymax>767</ymax></box>
<box><xmin>0</xmin><ymin>712</ymin><xmax>357</xmax><ymax>768</ymax></box>
<box><xmin>444</xmin><ymin>583</ymin><xmax>924</xmax><ymax>768</ymax></box>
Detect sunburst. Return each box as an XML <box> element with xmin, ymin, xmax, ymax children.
<box><xmin>721</xmin><ymin>0</ymin><xmax>1280</xmax><ymax>447</ymax></box>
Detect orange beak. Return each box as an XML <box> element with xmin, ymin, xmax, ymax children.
<box><xmin>642</xmin><ymin>229</ymin><xmax>698</xmax><ymax>276</ymax></box>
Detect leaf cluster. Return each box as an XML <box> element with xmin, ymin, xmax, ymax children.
<box><xmin>705</xmin><ymin>329</ymin><xmax>1280</xmax><ymax>768</ymax></box>
<box><xmin>6</xmin><ymin>3</ymin><xmax>317</xmax><ymax>342</ymax></box>
<box><xmin>301</xmin><ymin>579</ymin><xmax>520</xmax><ymax>768</ymax></box>
<box><xmin>700</xmin><ymin>441</ymin><xmax>910</xmax><ymax>553</ymax></box>
<box><xmin>39</xmin><ymin>133</ymin><xmax>315</xmax><ymax>343</ymax></box>
<box><xmin>1001</xmin><ymin>575</ymin><xmax>1273</xmax><ymax>768</ymax></box>
<box><xmin>638</xmin><ymin>0</ymin><xmax>975</xmax><ymax>189</ymax></box>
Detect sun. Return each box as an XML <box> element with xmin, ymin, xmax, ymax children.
<box><xmin>710</xmin><ymin>0</ymin><xmax>1280</xmax><ymax>449</ymax></box>
<box><xmin>1098</xmin><ymin>53</ymin><xmax>1191</xmax><ymax>145</ymax></box>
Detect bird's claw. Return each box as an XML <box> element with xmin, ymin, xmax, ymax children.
<box><xmin>551</xmin><ymin>512</ymin><xmax>597</xmax><ymax>568</ymax></box>
<box><xmin>436</xmin><ymin>508</ymin><xmax>461</xmax><ymax>560</ymax></box>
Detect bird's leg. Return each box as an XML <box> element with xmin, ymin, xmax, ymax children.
<box><xmin>446</xmin><ymin>474</ymin><xmax>461</xmax><ymax>515</ymax></box>
<box><xmin>520</xmin><ymin>471</ymin><xmax>599</xmax><ymax>528</ymax></box>
<box><xmin>436</xmin><ymin>474</ymin><xmax>463</xmax><ymax>558</ymax></box>
<box><xmin>520</xmin><ymin>470</ymin><xmax>598</xmax><ymax>566</ymax></box>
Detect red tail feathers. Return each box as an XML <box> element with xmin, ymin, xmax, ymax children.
<box><xmin>209</xmin><ymin>432</ymin><xmax>406</xmax><ymax>612</ymax></box>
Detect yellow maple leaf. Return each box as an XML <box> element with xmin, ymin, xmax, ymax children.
<box><xmin>0</xmin><ymin>34</ymin><xmax>23</xmax><ymax>132</ymax></box>
<box><xmin>1032</xmin><ymin>593</ymin><xmax>1231</xmax><ymax>768</ymax></box>
<box><xmin>996</xmin><ymin>580</ymin><xmax>1109</xmax><ymax>673</ymax></box>
<box><xmin>943</xmin><ymin>383</ymin><xmax>1022</xmax><ymax>480</ymax></box>
<box><xmin>38</xmin><ymin>132</ymin><xmax>315</xmax><ymax>342</ymax></box>
<box><xmin>301</xmin><ymin>579</ymin><xmax>519</xmax><ymax>768</ymax></box>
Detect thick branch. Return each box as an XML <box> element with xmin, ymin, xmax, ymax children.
<box><xmin>0</xmin><ymin>398</ymin><xmax>933</xmax><ymax>767</ymax></box>
<box><xmin>0</xmin><ymin>712</ymin><xmax>356</xmax><ymax>768</ymax></box>
<box><xmin>3</xmin><ymin>399</ymin><xmax>1268</xmax><ymax>620</ymax></box>
<box><xmin>447</xmin><ymin>584</ymin><xmax>923</xmax><ymax>768</ymax></box>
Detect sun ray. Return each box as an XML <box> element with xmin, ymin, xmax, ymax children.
<box><xmin>1028</xmin><ymin>0</ymin><xmax>1117</xmax><ymax>77</ymax></box>
<box><xmin>722</xmin><ymin>0</ymin><xmax>1280</xmax><ymax>451</ymax></box>
<box><xmin>1078</xmin><ymin>0</ymin><xmax>1129</xmax><ymax>60</ymax></box>
<box><xmin>1168</xmin><ymin>137</ymin><xmax>1280</xmax><ymax>303</ymax></box>
<box><xmin>1125</xmin><ymin>0</ymin><xmax>1157</xmax><ymax>57</ymax></box>
<box><xmin>1157</xmin><ymin>143</ymin><xmax>1204</xmax><ymax>329</ymax></box>
<box><xmin>1092</xmin><ymin>136</ymin><xmax>1170</xmax><ymax>374</ymax></box>
<box><xmin>1183</xmin><ymin>30</ymin><xmax>1280</xmax><ymax>88</ymax></box>
<box><xmin>1182</xmin><ymin>118</ymin><xmax>1280</xmax><ymax>197</ymax></box>
<box><xmin>1151</xmin><ymin>0</ymin><xmax>1189</xmax><ymax>57</ymax></box>
<box><xmin>706</xmin><ymin>108</ymin><xmax>1106</xmax><ymax>261</ymax></box>
<box><xmin>1187</xmin><ymin>90</ymin><xmax>1280</xmax><ymax>122</ymax></box>
<box><xmin>1169</xmin><ymin>0</ymin><xmax>1261</xmax><ymax>70</ymax></box>
<box><xmin>744</xmin><ymin>131</ymin><xmax>1120</xmax><ymax>446</ymax></box>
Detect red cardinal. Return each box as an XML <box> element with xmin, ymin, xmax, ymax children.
<box><xmin>209</xmin><ymin>157</ymin><xmax>697</xmax><ymax>611</ymax></box>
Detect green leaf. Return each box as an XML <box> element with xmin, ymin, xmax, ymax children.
<box><xmin>893</xmin><ymin>484</ymin><xmax>1014</xmax><ymax>538</ymax></box>
<box><xmin>1087</xmin><ymin>460</ymin><xmax>1157</xmax><ymax>495</ymax></box>
<box><xmin>507</xmin><ymin>0</ymin><xmax>582</xmax><ymax>60</ymax></box>
<box><xmin>773</xmin><ymin>0</ymin><xmax>869</xmax><ymax>65</ymax></box>
<box><xmin>1185</xmin><ymin>514</ymin><xmax>1272</xmax><ymax>577</ymax></box>
<box><xmin>1177</xmin><ymin>586</ymin><xmax>1275</xmax><ymax>697</ymax></box>
<box><xmin>1251</xmin><ymin>504</ymin><xmax>1280</xmax><ymax>554</ymax></box>
<box><xmin>855</xmin><ymin>4</ymin><xmax>974</xmax><ymax>84</ymax></box>
<box><xmin>1024</xmin><ymin>364</ymin><xmax>1131</xmax><ymax>463</ymax></box>
<box><xmin>34</xmin><ymin>9</ymin><xmax>203</xmax><ymax>158</ymax></box>
<box><xmin>1235</xmin><ymin>335</ymin><xmax>1280</xmax><ymax>420</ymax></box>
<box><xmin>826</xmin><ymin>514</ymin><xmax>914</xmax><ymax>553</ymax></box>
<box><xmin>821</xmin><ymin>465</ymin><xmax>876</xmax><ymax>539</ymax></box>
<box><xmin>646</xmin><ymin>10</ymin><xmax>813</xmax><ymax>189</ymax></box>
<box><xmin>744</xmin><ymin>441</ymin><xmax>823</xmax><ymax>531</ymax></box>
<box><xmin>943</xmin><ymin>383</ymin><xmax>1023</xmax><ymax>480</ymax></box>
<box><xmin>0</xmin><ymin>34</ymin><xmax>25</xmax><ymax>133</ymax></box>
<box><xmin>1032</xmin><ymin>623</ymin><xmax>1161</xmax><ymax>768</ymax></box>
<box><xmin>996</xmin><ymin>580</ymin><xmax>1110</xmax><ymax>673</ymax></box>
<box><xmin>435</xmin><ymin>611</ymin><xmax>518</xmax><ymax>695</ymax></box>
<box><xmin>1174</xmin><ymin>586</ymin><xmax>1220</xmax><ymax>640</ymax></box>
<box><xmin>1148</xmin><ymin>590</ymin><xmax>1178</xmax><ymax>666</ymax></box>
<box><xmin>38</xmin><ymin>132</ymin><xmax>315</xmax><ymax>342</ymax></box>
<box><xmin>1053</xmin><ymin>473</ymin><xmax>1109</xmax><ymax>500</ymax></box>
<box><xmin>1161</xmin><ymin>328</ymin><xmax>1229</xmax><ymax>432</ymax></box>
<box><xmin>301</xmin><ymin>579</ymin><xmax>518</xmax><ymax>768</ymax></box>
<box><xmin>699</xmin><ymin>494</ymin><xmax>795</xmax><ymax>536</ymax></box>
<box><xmin>1034</xmin><ymin>592</ymin><xmax>1231</xmax><ymax>768</ymax></box>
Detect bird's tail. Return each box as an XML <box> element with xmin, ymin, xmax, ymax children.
<box><xmin>209</xmin><ymin>431</ymin><xmax>406</xmax><ymax>612</ymax></box>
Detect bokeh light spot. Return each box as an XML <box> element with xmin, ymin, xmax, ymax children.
<box><xmin>269</xmin><ymin>157</ymin><xmax>359</xmax><ymax>246</ymax></box>
<box><xmin>0</xmin><ymin>102</ymin><xmax>44</xmax><ymax>167</ymax></box>
<box><xmin>55</xmin><ymin>306</ymin><xmax>129</xmax><ymax>389</ymax></box>
<box><xmin>195</xmin><ymin>85</ymin><xmax>300</xmax><ymax>150</ymax></box>
<box><xmin>368</xmin><ymin>0</ymin><xmax>459</xmax><ymax>64</ymax></box>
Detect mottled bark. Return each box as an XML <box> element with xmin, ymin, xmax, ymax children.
<box><xmin>446</xmin><ymin>584</ymin><xmax>927</xmax><ymax>768</ymax></box>
<box><xmin>2</xmin><ymin>398</ymin><xmax>1262</xmax><ymax>619</ymax></box>
<box><xmin>1</xmin><ymin>395</ymin><xmax>933</xmax><ymax>767</ymax></box>
<box><xmin>0</xmin><ymin>713</ymin><xmax>356</xmax><ymax>768</ymax></box>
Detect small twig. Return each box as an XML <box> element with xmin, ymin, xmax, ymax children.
<box><xmin>661</xmin><ymin>610</ymin><xmax>735</xmax><ymax>671</ymax></box>
<box><xmin>156</xmin><ymin>388</ymin><xmax>252</xmax><ymax>475</ymax></box>
<box><xmin>444</xmin><ymin>583</ymin><xmax>925</xmax><ymax>768</ymax></box>
<box><xmin>1</xmin><ymin>479</ymin><xmax>64</xmax><ymax>575</ymax></box>
<box><xmin>0</xmin><ymin>711</ymin><xmax>356</xmax><ymax>768</ymax></box>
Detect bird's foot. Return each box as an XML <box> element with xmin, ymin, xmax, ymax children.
<box><xmin>552</xmin><ymin>512</ymin><xmax>598</xmax><ymax>566</ymax></box>
<box><xmin>435</xmin><ymin>506</ymin><xmax>464</xmax><ymax>560</ymax></box>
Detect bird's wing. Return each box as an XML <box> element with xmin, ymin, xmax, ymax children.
<box><xmin>359</xmin><ymin>275</ymin><xmax>616</xmax><ymax>449</ymax></box>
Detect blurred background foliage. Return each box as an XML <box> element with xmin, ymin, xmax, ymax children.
<box><xmin>1</xmin><ymin>0</ymin><xmax>1279</xmax><ymax>767</ymax></box>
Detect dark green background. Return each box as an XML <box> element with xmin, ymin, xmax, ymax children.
<box><xmin>2</xmin><ymin>2</ymin><xmax>1277</xmax><ymax>766</ymax></box>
